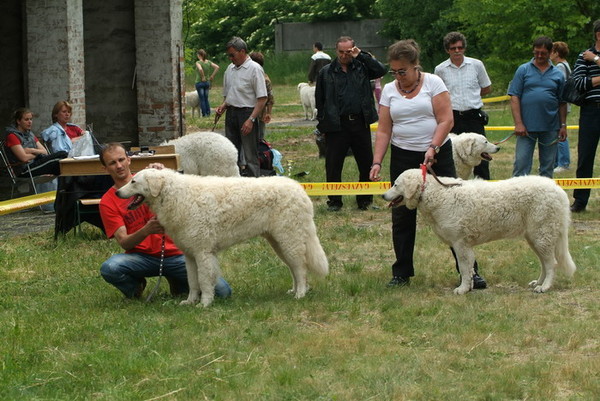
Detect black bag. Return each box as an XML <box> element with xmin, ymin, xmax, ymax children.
<box><xmin>562</xmin><ymin>77</ymin><xmax>585</xmax><ymax>106</ymax></box>
<box><xmin>258</xmin><ymin>139</ymin><xmax>276</xmax><ymax>176</ymax></box>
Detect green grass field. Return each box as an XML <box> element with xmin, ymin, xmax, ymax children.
<box><xmin>1</xmin><ymin>85</ymin><xmax>599</xmax><ymax>400</ymax></box>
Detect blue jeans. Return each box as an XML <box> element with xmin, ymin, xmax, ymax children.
<box><xmin>555</xmin><ymin>139</ymin><xmax>570</xmax><ymax>168</ymax></box>
<box><xmin>512</xmin><ymin>131</ymin><xmax>558</xmax><ymax>178</ymax></box>
<box><xmin>100</xmin><ymin>253</ymin><xmax>232</xmax><ymax>299</ymax></box>
<box><xmin>195</xmin><ymin>81</ymin><xmax>211</xmax><ymax>117</ymax></box>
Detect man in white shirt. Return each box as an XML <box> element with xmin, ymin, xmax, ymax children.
<box><xmin>308</xmin><ymin>41</ymin><xmax>332</xmax><ymax>84</ymax></box>
<box><xmin>435</xmin><ymin>31</ymin><xmax>492</xmax><ymax>179</ymax></box>
<box><xmin>216</xmin><ymin>36</ymin><xmax>267</xmax><ymax>177</ymax></box>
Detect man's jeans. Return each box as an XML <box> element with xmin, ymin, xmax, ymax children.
<box><xmin>512</xmin><ymin>131</ymin><xmax>558</xmax><ymax>178</ymax></box>
<box><xmin>100</xmin><ymin>253</ymin><xmax>232</xmax><ymax>299</ymax></box>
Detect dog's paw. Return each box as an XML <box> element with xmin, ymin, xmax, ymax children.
<box><xmin>453</xmin><ymin>285</ymin><xmax>471</xmax><ymax>295</ymax></box>
<box><xmin>533</xmin><ymin>285</ymin><xmax>545</xmax><ymax>293</ymax></box>
<box><xmin>179</xmin><ymin>299</ymin><xmax>195</xmax><ymax>306</ymax></box>
<box><xmin>528</xmin><ymin>280</ymin><xmax>538</xmax><ymax>288</ymax></box>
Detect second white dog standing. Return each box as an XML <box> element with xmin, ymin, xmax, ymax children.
<box><xmin>383</xmin><ymin>169</ymin><xmax>576</xmax><ymax>294</ymax></box>
<box><xmin>297</xmin><ymin>82</ymin><xmax>317</xmax><ymax>120</ymax></box>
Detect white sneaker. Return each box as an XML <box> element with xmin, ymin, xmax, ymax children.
<box><xmin>553</xmin><ymin>166</ymin><xmax>569</xmax><ymax>173</ymax></box>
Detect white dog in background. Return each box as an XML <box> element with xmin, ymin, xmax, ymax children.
<box><xmin>383</xmin><ymin>169</ymin><xmax>576</xmax><ymax>294</ymax></box>
<box><xmin>297</xmin><ymin>82</ymin><xmax>316</xmax><ymax>120</ymax></box>
<box><xmin>185</xmin><ymin>91</ymin><xmax>200</xmax><ymax>118</ymax></box>
<box><xmin>117</xmin><ymin>169</ymin><xmax>329</xmax><ymax>307</ymax></box>
<box><xmin>449</xmin><ymin>133</ymin><xmax>500</xmax><ymax>180</ymax></box>
<box><xmin>162</xmin><ymin>131</ymin><xmax>239</xmax><ymax>177</ymax></box>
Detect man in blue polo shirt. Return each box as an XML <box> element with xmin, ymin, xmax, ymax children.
<box><xmin>509</xmin><ymin>36</ymin><xmax>568</xmax><ymax>178</ymax></box>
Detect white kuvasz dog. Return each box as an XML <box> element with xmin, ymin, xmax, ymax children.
<box><xmin>117</xmin><ymin>168</ymin><xmax>329</xmax><ymax>307</ymax></box>
<box><xmin>297</xmin><ymin>82</ymin><xmax>316</xmax><ymax>120</ymax></box>
<box><xmin>449</xmin><ymin>133</ymin><xmax>500</xmax><ymax>179</ymax></box>
<box><xmin>162</xmin><ymin>131</ymin><xmax>240</xmax><ymax>177</ymax></box>
<box><xmin>383</xmin><ymin>169</ymin><xmax>576</xmax><ymax>294</ymax></box>
<box><xmin>185</xmin><ymin>91</ymin><xmax>200</xmax><ymax>118</ymax></box>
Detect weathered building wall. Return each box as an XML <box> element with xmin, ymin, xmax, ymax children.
<box><xmin>0</xmin><ymin>0</ymin><xmax>183</xmax><ymax>147</ymax></box>
<box><xmin>134</xmin><ymin>0</ymin><xmax>185</xmax><ymax>145</ymax></box>
<box><xmin>25</xmin><ymin>0</ymin><xmax>87</xmax><ymax>128</ymax></box>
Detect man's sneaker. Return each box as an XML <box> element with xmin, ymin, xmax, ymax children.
<box><xmin>387</xmin><ymin>276</ymin><xmax>410</xmax><ymax>287</ymax></box>
<box><xmin>473</xmin><ymin>274</ymin><xmax>487</xmax><ymax>289</ymax></box>
<box><xmin>553</xmin><ymin>166</ymin><xmax>569</xmax><ymax>174</ymax></box>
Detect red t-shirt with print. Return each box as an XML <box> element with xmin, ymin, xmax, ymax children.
<box><xmin>99</xmin><ymin>186</ymin><xmax>182</xmax><ymax>257</ymax></box>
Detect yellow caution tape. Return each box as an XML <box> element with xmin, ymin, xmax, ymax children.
<box><xmin>482</xmin><ymin>95</ymin><xmax>511</xmax><ymax>103</ymax></box>
<box><xmin>0</xmin><ymin>191</ymin><xmax>57</xmax><ymax>215</ymax></box>
<box><xmin>301</xmin><ymin>178</ymin><xmax>600</xmax><ymax>196</ymax></box>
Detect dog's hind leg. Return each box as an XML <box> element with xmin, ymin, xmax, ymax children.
<box><xmin>451</xmin><ymin>244</ymin><xmax>475</xmax><ymax>295</ymax></box>
<box><xmin>526</xmin><ymin>236</ymin><xmax>556</xmax><ymax>293</ymax></box>
<box><xmin>265</xmin><ymin>234</ymin><xmax>309</xmax><ymax>298</ymax></box>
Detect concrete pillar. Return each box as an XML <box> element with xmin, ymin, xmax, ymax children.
<box><xmin>134</xmin><ymin>0</ymin><xmax>185</xmax><ymax>145</ymax></box>
<box><xmin>25</xmin><ymin>0</ymin><xmax>86</xmax><ymax>129</ymax></box>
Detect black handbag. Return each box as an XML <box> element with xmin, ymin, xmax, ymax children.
<box><xmin>562</xmin><ymin>77</ymin><xmax>585</xmax><ymax>106</ymax></box>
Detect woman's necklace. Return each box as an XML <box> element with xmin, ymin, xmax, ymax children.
<box><xmin>398</xmin><ymin>70</ymin><xmax>422</xmax><ymax>96</ymax></box>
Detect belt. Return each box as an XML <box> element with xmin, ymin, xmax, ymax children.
<box><xmin>340</xmin><ymin>113</ymin><xmax>363</xmax><ymax>121</ymax></box>
<box><xmin>228</xmin><ymin>106</ymin><xmax>253</xmax><ymax>111</ymax></box>
<box><xmin>453</xmin><ymin>109</ymin><xmax>481</xmax><ymax>118</ymax></box>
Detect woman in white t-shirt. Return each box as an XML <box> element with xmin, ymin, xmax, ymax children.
<box><xmin>369</xmin><ymin>40</ymin><xmax>459</xmax><ymax>288</ymax></box>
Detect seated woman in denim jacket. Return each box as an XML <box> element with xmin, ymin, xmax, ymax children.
<box><xmin>41</xmin><ymin>100</ymin><xmax>84</xmax><ymax>154</ymax></box>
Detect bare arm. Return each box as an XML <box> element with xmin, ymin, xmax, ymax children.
<box><xmin>209</xmin><ymin>61</ymin><xmax>220</xmax><ymax>81</ymax></box>
<box><xmin>9</xmin><ymin>141</ymin><xmax>47</xmax><ymax>163</ymax></box>
<box><xmin>510</xmin><ymin>95</ymin><xmax>527</xmax><ymax>136</ymax></box>
<box><xmin>112</xmin><ymin>216</ymin><xmax>165</xmax><ymax>251</ymax></box>
<box><xmin>427</xmin><ymin>91</ymin><xmax>453</xmax><ymax>166</ymax></box>
<box><xmin>369</xmin><ymin>105</ymin><xmax>392</xmax><ymax>181</ymax></box>
<box><xmin>480</xmin><ymin>85</ymin><xmax>492</xmax><ymax>96</ymax></box>
<box><xmin>241</xmin><ymin>96</ymin><xmax>267</xmax><ymax>135</ymax></box>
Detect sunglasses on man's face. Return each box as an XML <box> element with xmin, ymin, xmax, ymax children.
<box><xmin>226</xmin><ymin>51</ymin><xmax>237</xmax><ymax>58</ymax></box>
<box><xmin>449</xmin><ymin>46</ymin><xmax>465</xmax><ymax>51</ymax></box>
<box><xmin>338</xmin><ymin>49</ymin><xmax>353</xmax><ymax>55</ymax></box>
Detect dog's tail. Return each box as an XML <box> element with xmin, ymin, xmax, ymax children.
<box><xmin>305</xmin><ymin>228</ymin><xmax>329</xmax><ymax>277</ymax></box>
<box><xmin>556</xmin><ymin>215</ymin><xmax>577</xmax><ymax>278</ymax></box>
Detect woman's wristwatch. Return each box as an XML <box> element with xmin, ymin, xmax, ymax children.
<box><xmin>594</xmin><ymin>55</ymin><xmax>600</xmax><ymax>63</ymax></box>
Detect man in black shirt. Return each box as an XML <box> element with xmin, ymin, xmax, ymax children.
<box><xmin>315</xmin><ymin>36</ymin><xmax>386</xmax><ymax>211</ymax></box>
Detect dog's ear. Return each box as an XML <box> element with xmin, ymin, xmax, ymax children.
<box><xmin>147</xmin><ymin>174</ymin><xmax>165</xmax><ymax>198</ymax></box>
<box><xmin>403</xmin><ymin>172</ymin><xmax>423</xmax><ymax>209</ymax></box>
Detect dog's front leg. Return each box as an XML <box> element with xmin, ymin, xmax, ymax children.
<box><xmin>452</xmin><ymin>244</ymin><xmax>475</xmax><ymax>295</ymax></box>
<box><xmin>195</xmin><ymin>252</ymin><xmax>219</xmax><ymax>308</ymax></box>
<box><xmin>180</xmin><ymin>255</ymin><xmax>201</xmax><ymax>306</ymax></box>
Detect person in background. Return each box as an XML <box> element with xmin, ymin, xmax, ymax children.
<box><xmin>195</xmin><ymin>49</ymin><xmax>220</xmax><ymax>118</ymax></box>
<box><xmin>41</xmin><ymin>100</ymin><xmax>84</xmax><ymax>154</ymax></box>
<box><xmin>369</xmin><ymin>39</ymin><xmax>487</xmax><ymax>289</ymax></box>
<box><xmin>550</xmin><ymin>41</ymin><xmax>572</xmax><ymax>174</ymax></box>
<box><xmin>249</xmin><ymin>51</ymin><xmax>274</xmax><ymax>140</ymax></box>
<box><xmin>3</xmin><ymin>108</ymin><xmax>67</xmax><ymax>177</ymax></box>
<box><xmin>509</xmin><ymin>36</ymin><xmax>567</xmax><ymax>179</ymax></box>
<box><xmin>315</xmin><ymin>36</ymin><xmax>386</xmax><ymax>212</ymax></box>
<box><xmin>216</xmin><ymin>37</ymin><xmax>267</xmax><ymax>177</ymax></box>
<box><xmin>308</xmin><ymin>41</ymin><xmax>332</xmax><ymax>85</ymax></box>
<box><xmin>570</xmin><ymin>19</ymin><xmax>600</xmax><ymax>213</ymax></box>
<box><xmin>434</xmin><ymin>31</ymin><xmax>492</xmax><ymax>179</ymax></box>
<box><xmin>98</xmin><ymin>142</ymin><xmax>232</xmax><ymax>300</ymax></box>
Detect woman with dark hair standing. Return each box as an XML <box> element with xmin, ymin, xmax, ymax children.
<box><xmin>370</xmin><ymin>39</ymin><xmax>486</xmax><ymax>289</ymax></box>
<box><xmin>3</xmin><ymin>108</ymin><xmax>67</xmax><ymax>177</ymax></box>
<box><xmin>195</xmin><ymin>49</ymin><xmax>220</xmax><ymax>117</ymax></box>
